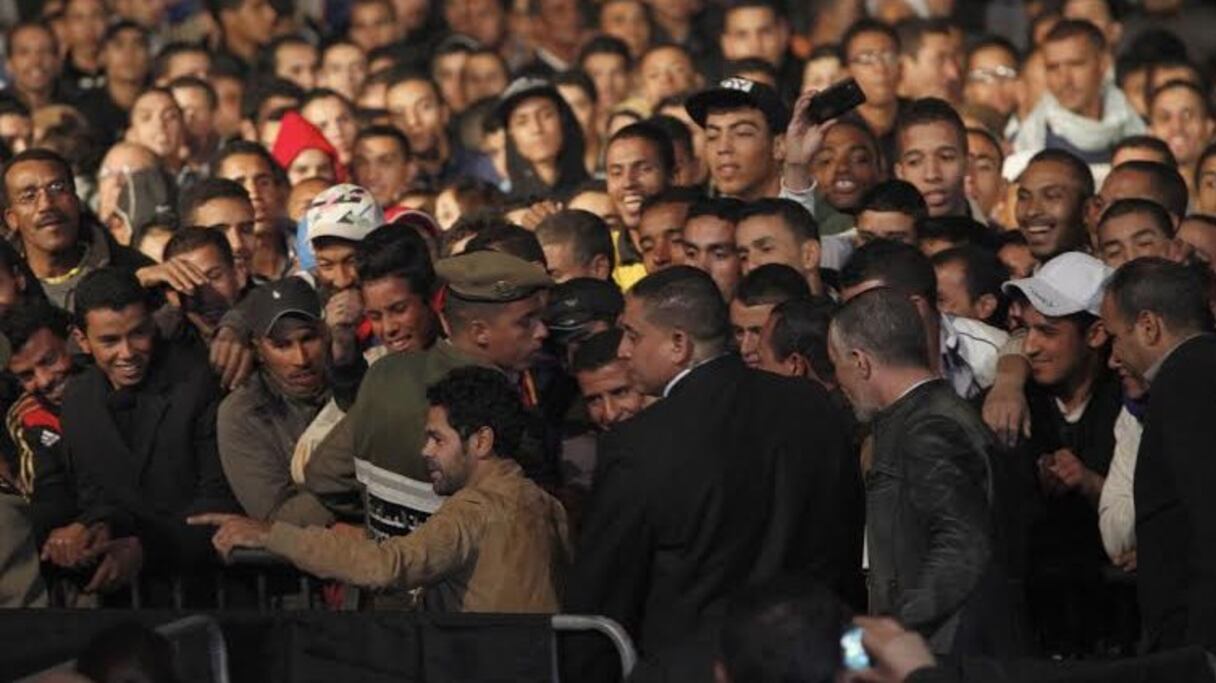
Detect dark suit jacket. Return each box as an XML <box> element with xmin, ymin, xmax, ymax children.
<box><xmin>1136</xmin><ymin>333</ymin><xmax>1216</xmax><ymax>652</ymax></box>
<box><xmin>60</xmin><ymin>341</ymin><xmax>237</xmax><ymax>574</ymax></box>
<box><xmin>563</xmin><ymin>354</ymin><xmax>861</xmax><ymax>679</ymax></box>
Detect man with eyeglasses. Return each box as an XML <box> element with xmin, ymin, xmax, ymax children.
<box><xmin>842</xmin><ymin>19</ymin><xmax>908</xmax><ymax>165</ymax></box>
<box><xmin>964</xmin><ymin>37</ymin><xmax>1021</xmax><ymax>131</ymax></box>
<box><xmin>0</xmin><ymin>149</ymin><xmax>171</xmax><ymax>311</ymax></box>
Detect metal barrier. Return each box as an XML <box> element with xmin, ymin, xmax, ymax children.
<box><xmin>13</xmin><ymin>615</ymin><xmax>230</xmax><ymax>683</ymax></box>
<box><xmin>551</xmin><ymin>614</ymin><xmax>638</xmax><ymax>680</ymax></box>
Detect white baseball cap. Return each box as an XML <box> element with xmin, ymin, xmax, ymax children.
<box><xmin>305</xmin><ymin>184</ymin><xmax>384</xmax><ymax>243</ymax></box>
<box><xmin>1002</xmin><ymin>251</ymin><xmax>1112</xmax><ymax>317</ymax></box>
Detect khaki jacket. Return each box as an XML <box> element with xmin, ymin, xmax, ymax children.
<box><xmin>268</xmin><ymin>458</ymin><xmax>570</xmax><ymax>613</ymax></box>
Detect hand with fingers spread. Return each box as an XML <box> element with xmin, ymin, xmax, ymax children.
<box><xmin>845</xmin><ymin>616</ymin><xmax>938</xmax><ymax>683</ymax></box>
<box><xmin>210</xmin><ymin>326</ymin><xmax>254</xmax><ymax>390</ymax></box>
<box><xmin>83</xmin><ymin>536</ymin><xmax>143</xmax><ymax>593</ymax></box>
<box><xmin>136</xmin><ymin>257</ymin><xmax>209</xmax><ymax>296</ymax></box>
<box><xmin>187</xmin><ymin>513</ymin><xmax>272</xmax><ymax>561</ymax></box>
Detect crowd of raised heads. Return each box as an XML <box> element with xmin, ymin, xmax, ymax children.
<box><xmin>5</xmin><ymin>0</ymin><xmax>1216</xmax><ymax>682</ymax></box>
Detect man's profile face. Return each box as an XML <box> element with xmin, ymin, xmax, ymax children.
<box><xmin>1015</xmin><ymin>159</ymin><xmax>1089</xmax><ymax>260</ymax></box>
<box><xmin>3</xmin><ymin>159</ymin><xmax>81</xmax><ymax>257</ymax></box>
<box><xmin>79</xmin><ymin>303</ymin><xmax>155</xmax><ymax>389</ymax></box>
<box><xmin>480</xmin><ymin>292</ymin><xmax>549</xmax><ymax>371</ymax></box>
<box><xmin>730</xmin><ymin>298</ymin><xmax>774</xmax><ymax>367</ymax></box>
<box><xmin>934</xmin><ymin>259</ymin><xmax>980</xmax><ymax>321</ymax></box>
<box><xmin>421</xmin><ymin>404</ymin><xmax>475</xmax><ymax>495</ymax></box>
<box><xmin>966</xmin><ymin>130</ymin><xmax>1005</xmax><ymax>217</ymax></box>
<box><xmin>895</xmin><ymin>121</ymin><xmax>967</xmax><ymax>217</ymax></box>
<box><xmin>1043</xmin><ymin>35</ymin><xmax>1107</xmax><ymax>118</ymax></box>
<box><xmin>617</xmin><ymin>294</ymin><xmax>676</xmax><ymax>395</ymax></box>
<box><xmin>705</xmin><ymin>108</ymin><xmax>778</xmax><ymax>200</ymax></box>
<box><xmin>577</xmin><ymin>359</ymin><xmax>645</xmax><ymax>429</ymax></box>
<box><xmin>1100</xmin><ymin>293</ymin><xmax>1152</xmax><ymax>383</ymax></box>
<box><xmin>9</xmin><ymin>327</ymin><xmax>73</xmax><ymax>406</ymax></box>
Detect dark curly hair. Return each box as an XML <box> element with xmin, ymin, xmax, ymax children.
<box><xmin>426</xmin><ymin>366</ymin><xmax>527</xmax><ymax>458</ymax></box>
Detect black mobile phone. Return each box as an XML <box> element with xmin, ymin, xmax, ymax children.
<box><xmin>804</xmin><ymin>78</ymin><xmax>867</xmax><ymax>125</ymax></box>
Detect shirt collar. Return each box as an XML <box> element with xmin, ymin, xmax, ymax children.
<box><xmin>1144</xmin><ymin>333</ymin><xmax>1203</xmax><ymax>384</ymax></box>
<box><xmin>663</xmin><ymin>353</ymin><xmax>730</xmax><ymax>398</ymax></box>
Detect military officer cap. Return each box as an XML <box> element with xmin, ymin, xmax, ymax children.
<box><xmin>436</xmin><ymin>249</ymin><xmax>553</xmax><ymax>302</ymax></box>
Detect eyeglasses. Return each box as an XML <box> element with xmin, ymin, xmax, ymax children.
<box><xmin>849</xmin><ymin>51</ymin><xmax>899</xmax><ymax>68</ymax></box>
<box><xmin>967</xmin><ymin>65</ymin><xmax>1019</xmax><ymax>84</ymax></box>
<box><xmin>14</xmin><ymin>180</ymin><xmax>72</xmax><ymax>205</ymax></box>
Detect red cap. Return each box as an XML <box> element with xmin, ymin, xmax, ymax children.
<box><xmin>271</xmin><ymin>111</ymin><xmax>348</xmax><ymax>183</ymax></box>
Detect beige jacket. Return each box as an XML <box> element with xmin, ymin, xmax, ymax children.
<box><xmin>267</xmin><ymin>458</ymin><xmax>569</xmax><ymax>613</ymax></box>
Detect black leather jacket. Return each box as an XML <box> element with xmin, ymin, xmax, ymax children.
<box><xmin>867</xmin><ymin>379</ymin><xmax>1008</xmax><ymax>655</ymax></box>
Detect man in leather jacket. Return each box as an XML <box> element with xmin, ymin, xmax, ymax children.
<box><xmin>829</xmin><ymin>287</ymin><xmax>1016</xmax><ymax>657</ymax></box>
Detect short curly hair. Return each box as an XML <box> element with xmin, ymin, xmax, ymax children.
<box><xmin>426</xmin><ymin>366</ymin><xmax>528</xmax><ymax>457</ymax></box>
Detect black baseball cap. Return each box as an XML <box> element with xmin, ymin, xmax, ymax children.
<box><xmin>544</xmin><ymin>278</ymin><xmax>625</xmax><ymax>343</ymax></box>
<box><xmin>685</xmin><ymin>77</ymin><xmax>791</xmax><ymax>132</ymax></box>
<box><xmin>494</xmin><ymin>76</ymin><xmax>563</xmax><ymax>127</ymax></box>
<box><xmin>245</xmin><ymin>277</ymin><xmax>322</xmax><ymax>338</ymax></box>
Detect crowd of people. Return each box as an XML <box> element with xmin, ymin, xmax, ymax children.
<box><xmin>2</xmin><ymin>0</ymin><xmax>1216</xmax><ymax>680</ymax></box>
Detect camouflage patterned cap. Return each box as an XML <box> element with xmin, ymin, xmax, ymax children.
<box><xmin>436</xmin><ymin>250</ymin><xmax>554</xmax><ymax>302</ymax></box>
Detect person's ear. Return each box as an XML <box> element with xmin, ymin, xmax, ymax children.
<box><xmin>239</xmin><ymin>119</ymin><xmax>259</xmax><ymax>142</ymax></box>
<box><xmin>14</xmin><ymin>269</ymin><xmax>25</xmax><ymax>294</ymax></box>
<box><xmin>787</xmin><ymin>351</ymin><xmax>809</xmax><ymax>378</ymax></box>
<box><xmin>670</xmin><ymin>328</ymin><xmax>694</xmax><ymax>365</ymax></box>
<box><xmin>470</xmin><ymin>318</ymin><xmax>490</xmax><ymax>348</ymax></box>
<box><xmin>71</xmin><ymin>326</ymin><xmax>90</xmax><ymax>356</ymax></box>
<box><xmin>974</xmin><ymin>293</ymin><xmax>998</xmax><ymax>323</ymax></box>
<box><xmin>470</xmin><ymin>425</ymin><xmax>495</xmax><ymax>459</ymax></box>
<box><xmin>713</xmin><ymin>659</ymin><xmax>731</xmax><ymax>683</ymax></box>
<box><xmin>1087</xmin><ymin>319</ymin><xmax>1109</xmax><ymax>349</ymax></box>
<box><xmin>801</xmin><ymin>238</ymin><xmax>821</xmax><ymax>272</ymax></box>
<box><xmin>852</xmin><ymin>348</ymin><xmax>872</xmax><ymax>380</ymax></box>
<box><xmin>590</xmin><ymin>253</ymin><xmax>612</xmax><ymax>281</ymax></box>
<box><xmin>1136</xmin><ymin>309</ymin><xmax>1162</xmax><ymax>347</ymax></box>
<box><xmin>773</xmin><ymin>129</ymin><xmax>787</xmax><ymax>164</ymax></box>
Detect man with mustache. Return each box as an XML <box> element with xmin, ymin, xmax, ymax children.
<box><xmin>300</xmin><ymin>251</ymin><xmax>551</xmax><ymax>572</ymax></box>
<box><xmin>216</xmin><ymin>278</ymin><xmax>338</xmax><ymax>525</ymax></box>
<box><xmin>0</xmin><ymin>149</ymin><xmax>169</xmax><ymax>311</ymax></box>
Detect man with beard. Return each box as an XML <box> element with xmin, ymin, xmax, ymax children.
<box><xmin>217</xmin><ymin>278</ymin><xmax>337</xmax><ymax>525</ymax></box>
<box><xmin>829</xmin><ymin>287</ymin><xmax>1012</xmax><ymax>656</ymax></box>
<box><xmin>59</xmin><ymin>269</ymin><xmax>237</xmax><ymax>602</ymax></box>
<box><xmin>564</xmin><ymin>266</ymin><xmax>857</xmax><ymax>681</ymax></box>
<box><xmin>192</xmin><ymin>366</ymin><xmax>570</xmax><ymax>613</ymax></box>
<box><xmin>302</xmin><ymin>251</ymin><xmax>551</xmax><ymax>550</ymax></box>
<box><xmin>1101</xmin><ymin>259</ymin><xmax>1216</xmax><ymax>653</ymax></box>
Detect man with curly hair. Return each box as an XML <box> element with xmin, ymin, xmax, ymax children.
<box><xmin>189</xmin><ymin>366</ymin><xmax>570</xmax><ymax>613</ymax></box>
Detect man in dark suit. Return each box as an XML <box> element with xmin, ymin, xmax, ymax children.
<box><xmin>56</xmin><ymin>268</ymin><xmax>236</xmax><ymax>602</ymax></box>
<box><xmin>563</xmin><ymin>266</ymin><xmax>860</xmax><ymax>680</ymax></box>
<box><xmin>1100</xmin><ymin>258</ymin><xmax>1216</xmax><ymax>652</ymax></box>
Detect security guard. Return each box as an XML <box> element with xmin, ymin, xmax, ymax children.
<box><xmin>303</xmin><ymin>250</ymin><xmax>553</xmax><ymax>540</ymax></box>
